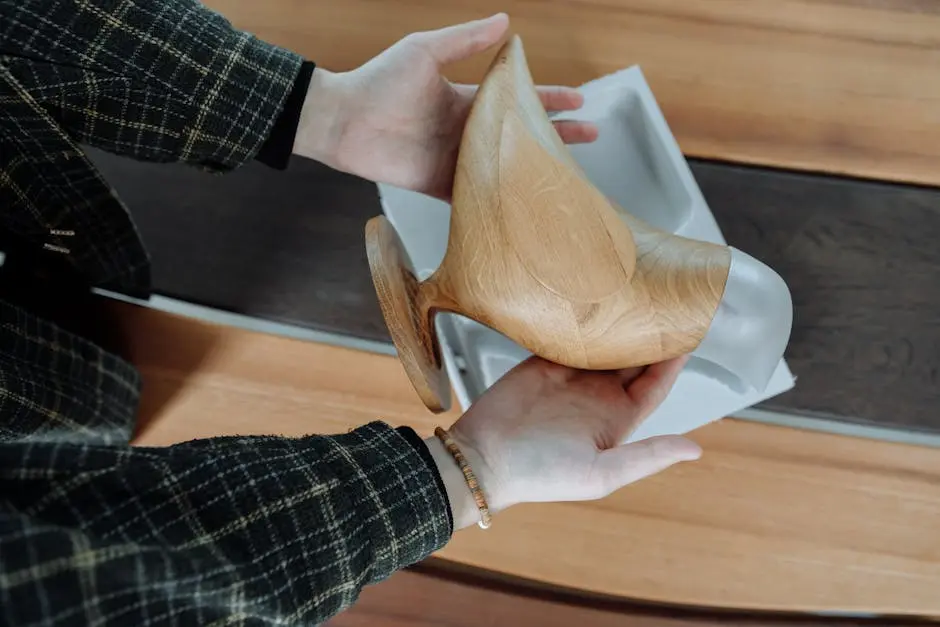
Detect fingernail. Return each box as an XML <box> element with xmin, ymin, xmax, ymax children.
<box><xmin>677</xmin><ymin>440</ymin><xmax>703</xmax><ymax>461</ymax></box>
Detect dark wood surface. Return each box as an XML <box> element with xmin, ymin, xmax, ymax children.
<box><xmin>88</xmin><ymin>148</ymin><xmax>940</xmax><ymax>436</ymax></box>
<box><xmin>88</xmin><ymin>148</ymin><xmax>390</xmax><ymax>342</ymax></box>
<box><xmin>325</xmin><ymin>563</ymin><xmax>927</xmax><ymax>626</ymax></box>
<box><xmin>695</xmin><ymin>163</ymin><xmax>940</xmax><ymax>434</ymax></box>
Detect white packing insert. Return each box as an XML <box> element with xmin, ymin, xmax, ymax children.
<box><xmin>377</xmin><ymin>66</ymin><xmax>795</xmax><ymax>442</ymax></box>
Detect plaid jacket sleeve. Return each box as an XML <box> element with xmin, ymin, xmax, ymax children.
<box><xmin>0</xmin><ymin>0</ymin><xmax>303</xmax><ymax>171</ymax></box>
<box><xmin>0</xmin><ymin>422</ymin><xmax>453</xmax><ymax>626</ymax></box>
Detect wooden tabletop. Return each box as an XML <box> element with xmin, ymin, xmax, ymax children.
<box><xmin>79</xmin><ymin>2</ymin><xmax>940</xmax><ymax>619</ymax></box>
<box><xmin>205</xmin><ymin>0</ymin><xmax>940</xmax><ymax>188</ymax></box>
<box><xmin>326</xmin><ymin>566</ymin><xmax>928</xmax><ymax>627</ymax></box>
<box><xmin>120</xmin><ymin>301</ymin><xmax>940</xmax><ymax>616</ymax></box>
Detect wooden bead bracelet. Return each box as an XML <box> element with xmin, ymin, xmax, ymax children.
<box><xmin>434</xmin><ymin>427</ymin><xmax>492</xmax><ymax>529</ymax></box>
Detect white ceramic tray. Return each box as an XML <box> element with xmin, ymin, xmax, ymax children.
<box><xmin>378</xmin><ymin>66</ymin><xmax>795</xmax><ymax>442</ymax></box>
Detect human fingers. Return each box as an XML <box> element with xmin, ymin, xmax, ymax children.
<box><xmin>552</xmin><ymin>120</ymin><xmax>599</xmax><ymax>144</ymax></box>
<box><xmin>453</xmin><ymin>85</ymin><xmax>585</xmax><ymax>113</ymax></box>
<box><xmin>451</xmin><ymin>86</ymin><xmax>598</xmax><ymax>143</ymax></box>
<box><xmin>592</xmin><ymin>435</ymin><xmax>702</xmax><ymax>494</ymax></box>
<box><xmin>409</xmin><ymin>13</ymin><xmax>510</xmax><ymax>66</ymax></box>
<box><xmin>536</xmin><ymin>85</ymin><xmax>584</xmax><ymax>112</ymax></box>
<box><xmin>624</xmin><ymin>354</ymin><xmax>689</xmax><ymax>416</ymax></box>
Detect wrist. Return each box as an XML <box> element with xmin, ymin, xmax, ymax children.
<box><xmin>424</xmin><ymin>433</ymin><xmax>505</xmax><ymax>530</ymax></box>
<box><xmin>292</xmin><ymin>67</ymin><xmax>350</xmax><ymax>168</ymax></box>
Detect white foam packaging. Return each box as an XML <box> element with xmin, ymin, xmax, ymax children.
<box><xmin>377</xmin><ymin>66</ymin><xmax>795</xmax><ymax>442</ymax></box>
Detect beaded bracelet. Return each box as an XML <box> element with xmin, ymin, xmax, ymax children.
<box><xmin>434</xmin><ymin>427</ymin><xmax>492</xmax><ymax>529</ymax></box>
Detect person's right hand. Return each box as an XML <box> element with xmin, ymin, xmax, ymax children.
<box><xmin>425</xmin><ymin>355</ymin><xmax>702</xmax><ymax>528</ymax></box>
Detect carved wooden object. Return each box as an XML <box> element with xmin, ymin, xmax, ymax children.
<box><xmin>366</xmin><ymin>35</ymin><xmax>732</xmax><ymax>412</ymax></box>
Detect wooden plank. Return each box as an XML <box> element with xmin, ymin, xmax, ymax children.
<box><xmin>116</xmin><ymin>301</ymin><xmax>940</xmax><ymax>616</ymax></box>
<box><xmin>91</xmin><ymin>148</ymin><xmax>940</xmax><ymax>434</ymax></box>
<box><xmin>695</xmin><ymin>161</ymin><xmax>940</xmax><ymax>432</ymax></box>
<box><xmin>327</xmin><ymin>567</ymin><xmax>920</xmax><ymax>626</ymax></box>
<box><xmin>202</xmin><ymin>0</ymin><xmax>940</xmax><ymax>187</ymax></box>
<box><xmin>86</xmin><ymin>147</ymin><xmax>390</xmax><ymax>343</ymax></box>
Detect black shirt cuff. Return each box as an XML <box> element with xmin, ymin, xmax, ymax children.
<box><xmin>255</xmin><ymin>60</ymin><xmax>316</xmax><ymax>170</ymax></box>
<box><xmin>396</xmin><ymin>426</ymin><xmax>454</xmax><ymax>536</ymax></box>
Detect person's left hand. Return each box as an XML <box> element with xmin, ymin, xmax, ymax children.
<box><xmin>292</xmin><ymin>13</ymin><xmax>598</xmax><ymax>200</ymax></box>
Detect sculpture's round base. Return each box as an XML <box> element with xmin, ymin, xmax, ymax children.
<box><xmin>365</xmin><ymin>216</ymin><xmax>451</xmax><ymax>413</ymax></box>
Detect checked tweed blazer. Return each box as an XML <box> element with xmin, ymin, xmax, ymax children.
<box><xmin>0</xmin><ymin>1</ymin><xmax>452</xmax><ymax>625</ymax></box>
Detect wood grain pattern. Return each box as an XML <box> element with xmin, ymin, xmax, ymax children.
<box><xmin>203</xmin><ymin>0</ymin><xmax>940</xmax><ymax>187</ymax></box>
<box><xmin>117</xmin><ymin>300</ymin><xmax>940</xmax><ymax>615</ymax></box>
<box><xmin>327</xmin><ymin>567</ymin><xmax>926</xmax><ymax>626</ymax></box>
<box><xmin>366</xmin><ymin>216</ymin><xmax>451</xmax><ymax>412</ymax></box>
<box><xmin>368</xmin><ymin>36</ymin><xmax>734</xmax><ymax>411</ymax></box>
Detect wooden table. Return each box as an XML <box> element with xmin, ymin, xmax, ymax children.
<box><xmin>121</xmin><ymin>303</ymin><xmax>940</xmax><ymax>617</ymax></box>
<box><xmin>205</xmin><ymin>0</ymin><xmax>940</xmax><ymax>187</ymax></box>
<box><xmin>325</xmin><ymin>566</ymin><xmax>930</xmax><ymax>627</ymax></box>
<box><xmin>89</xmin><ymin>0</ymin><xmax>940</xmax><ymax>620</ymax></box>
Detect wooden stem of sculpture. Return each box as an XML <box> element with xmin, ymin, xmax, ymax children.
<box><xmin>366</xmin><ymin>35</ymin><xmax>732</xmax><ymax>413</ymax></box>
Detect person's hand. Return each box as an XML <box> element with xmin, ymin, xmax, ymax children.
<box><xmin>293</xmin><ymin>13</ymin><xmax>598</xmax><ymax>200</ymax></box>
<box><xmin>424</xmin><ymin>355</ymin><xmax>703</xmax><ymax>529</ymax></box>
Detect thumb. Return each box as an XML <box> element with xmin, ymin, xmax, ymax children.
<box><xmin>593</xmin><ymin>435</ymin><xmax>702</xmax><ymax>494</ymax></box>
<box><xmin>411</xmin><ymin>13</ymin><xmax>510</xmax><ymax>66</ymax></box>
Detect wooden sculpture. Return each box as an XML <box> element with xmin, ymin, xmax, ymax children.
<box><xmin>366</xmin><ymin>35</ymin><xmax>732</xmax><ymax>412</ymax></box>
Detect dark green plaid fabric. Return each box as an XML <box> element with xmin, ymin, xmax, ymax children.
<box><xmin>0</xmin><ymin>299</ymin><xmax>142</xmax><ymax>445</ymax></box>
<box><xmin>1</xmin><ymin>0</ymin><xmax>306</xmax><ymax>293</ymax></box>
<box><xmin>0</xmin><ymin>290</ymin><xmax>452</xmax><ymax>624</ymax></box>
<box><xmin>0</xmin><ymin>1</ymin><xmax>453</xmax><ymax>624</ymax></box>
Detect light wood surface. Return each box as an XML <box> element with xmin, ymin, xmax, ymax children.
<box><xmin>366</xmin><ymin>36</ymin><xmax>731</xmax><ymax>411</ymax></box>
<box><xmin>203</xmin><ymin>0</ymin><xmax>940</xmax><ymax>187</ymax></box>
<box><xmin>118</xmin><ymin>300</ymin><xmax>940</xmax><ymax>616</ymax></box>
<box><xmin>328</xmin><ymin>568</ymin><xmax>921</xmax><ymax>626</ymax></box>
